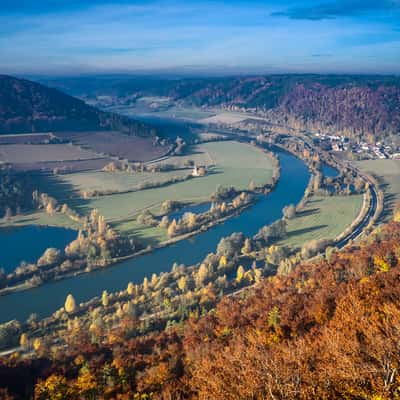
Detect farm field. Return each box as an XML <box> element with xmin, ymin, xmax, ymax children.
<box><xmin>82</xmin><ymin>141</ymin><xmax>274</xmax><ymax>220</ymax></box>
<box><xmin>1</xmin><ymin>141</ymin><xmax>273</xmax><ymax>246</ymax></box>
<box><xmin>54</xmin><ymin>131</ymin><xmax>170</xmax><ymax>162</ymax></box>
<box><xmin>68</xmin><ymin>142</ymin><xmax>273</xmax><ymax>243</ymax></box>
<box><xmin>0</xmin><ymin>143</ymin><xmax>101</xmax><ymax>164</ymax></box>
<box><xmin>0</xmin><ymin>133</ymin><xmax>53</xmax><ymax>144</ymax></box>
<box><xmin>153</xmin><ymin>140</ymin><xmax>268</xmax><ymax>170</ymax></box>
<box><xmin>10</xmin><ymin>158</ymin><xmax>112</xmax><ymax>173</ymax></box>
<box><xmin>353</xmin><ymin>159</ymin><xmax>400</xmax><ymax>221</ymax></box>
<box><xmin>279</xmin><ymin>194</ymin><xmax>363</xmax><ymax>250</ymax></box>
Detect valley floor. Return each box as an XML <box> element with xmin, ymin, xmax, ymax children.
<box><xmin>353</xmin><ymin>159</ymin><xmax>400</xmax><ymax>221</ymax></box>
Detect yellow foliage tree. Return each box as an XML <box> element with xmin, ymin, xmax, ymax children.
<box><xmin>177</xmin><ymin>276</ymin><xmax>187</xmax><ymax>292</ymax></box>
<box><xmin>34</xmin><ymin>374</ymin><xmax>70</xmax><ymax>400</ymax></box>
<box><xmin>394</xmin><ymin>203</ymin><xmax>400</xmax><ymax>222</ymax></box>
<box><xmin>197</xmin><ymin>264</ymin><xmax>209</xmax><ymax>287</ymax></box>
<box><xmin>75</xmin><ymin>370</ymin><xmax>97</xmax><ymax>398</ymax></box>
<box><xmin>241</xmin><ymin>238</ymin><xmax>252</xmax><ymax>255</ymax></box>
<box><xmin>167</xmin><ymin>219</ymin><xmax>178</xmax><ymax>238</ymax></box>
<box><xmin>33</xmin><ymin>338</ymin><xmax>41</xmax><ymax>352</ymax></box>
<box><xmin>65</xmin><ymin>294</ymin><xmax>77</xmax><ymax>314</ymax></box>
<box><xmin>159</xmin><ymin>215</ymin><xmax>169</xmax><ymax>229</ymax></box>
<box><xmin>102</xmin><ymin>290</ymin><xmax>109</xmax><ymax>307</ymax></box>
<box><xmin>219</xmin><ymin>255</ymin><xmax>228</xmax><ymax>267</ymax></box>
<box><xmin>143</xmin><ymin>277</ymin><xmax>149</xmax><ymax>293</ymax></box>
<box><xmin>185</xmin><ymin>212</ymin><xmax>197</xmax><ymax>229</ymax></box>
<box><xmin>98</xmin><ymin>215</ymin><xmax>106</xmax><ymax>235</ymax></box>
<box><xmin>220</xmin><ymin>202</ymin><xmax>227</xmax><ymax>213</ymax></box>
<box><xmin>20</xmin><ymin>333</ymin><xmax>28</xmax><ymax>347</ymax></box>
<box><xmin>127</xmin><ymin>281</ymin><xmax>134</xmax><ymax>295</ymax></box>
<box><xmin>374</xmin><ymin>256</ymin><xmax>390</xmax><ymax>272</ymax></box>
<box><xmin>151</xmin><ymin>273</ymin><xmax>158</xmax><ymax>287</ymax></box>
<box><xmin>236</xmin><ymin>265</ymin><xmax>245</xmax><ymax>283</ymax></box>
<box><xmin>46</xmin><ymin>202</ymin><xmax>55</xmax><ymax>216</ymax></box>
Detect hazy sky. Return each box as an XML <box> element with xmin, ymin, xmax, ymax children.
<box><xmin>1</xmin><ymin>0</ymin><xmax>400</xmax><ymax>75</ymax></box>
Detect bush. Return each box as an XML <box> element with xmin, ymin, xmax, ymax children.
<box><xmin>37</xmin><ymin>248</ymin><xmax>62</xmax><ymax>267</ymax></box>
<box><xmin>0</xmin><ymin>320</ymin><xmax>20</xmax><ymax>350</ymax></box>
<box><xmin>301</xmin><ymin>238</ymin><xmax>333</xmax><ymax>259</ymax></box>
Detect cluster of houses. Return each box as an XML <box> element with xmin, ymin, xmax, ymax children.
<box><xmin>313</xmin><ymin>133</ymin><xmax>400</xmax><ymax>159</ymax></box>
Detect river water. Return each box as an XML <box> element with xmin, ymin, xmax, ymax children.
<box><xmin>0</xmin><ymin>225</ymin><xmax>76</xmax><ymax>274</ymax></box>
<box><xmin>0</xmin><ymin>149</ymin><xmax>309</xmax><ymax>323</ymax></box>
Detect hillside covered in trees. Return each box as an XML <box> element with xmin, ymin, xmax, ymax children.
<box><xmin>0</xmin><ymin>75</ymin><xmax>156</xmax><ymax>136</ymax></box>
<box><xmin>1</xmin><ymin>221</ymin><xmax>400</xmax><ymax>399</ymax></box>
<box><xmin>43</xmin><ymin>74</ymin><xmax>400</xmax><ymax>143</ymax></box>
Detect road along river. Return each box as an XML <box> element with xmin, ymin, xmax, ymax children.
<box><xmin>0</xmin><ymin>149</ymin><xmax>310</xmax><ymax>323</ymax></box>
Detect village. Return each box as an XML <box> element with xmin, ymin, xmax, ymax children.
<box><xmin>313</xmin><ymin>132</ymin><xmax>400</xmax><ymax>159</ymax></box>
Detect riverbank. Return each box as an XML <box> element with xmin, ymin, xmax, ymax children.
<box><xmin>0</xmin><ymin>149</ymin><xmax>308</xmax><ymax>323</ymax></box>
<box><xmin>0</xmin><ymin>142</ymin><xmax>280</xmax><ymax>297</ymax></box>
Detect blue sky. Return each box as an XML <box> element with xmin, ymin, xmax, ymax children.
<box><xmin>1</xmin><ymin>0</ymin><xmax>399</xmax><ymax>75</ymax></box>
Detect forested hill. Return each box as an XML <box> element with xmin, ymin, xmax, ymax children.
<box><xmin>147</xmin><ymin>75</ymin><xmax>400</xmax><ymax>141</ymax></box>
<box><xmin>0</xmin><ymin>75</ymin><xmax>156</xmax><ymax>135</ymax></box>
<box><xmin>1</xmin><ymin>221</ymin><xmax>400</xmax><ymax>399</ymax></box>
<box><xmin>44</xmin><ymin>74</ymin><xmax>400</xmax><ymax>142</ymax></box>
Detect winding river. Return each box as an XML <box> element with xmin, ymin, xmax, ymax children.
<box><xmin>0</xmin><ymin>150</ymin><xmax>310</xmax><ymax>323</ymax></box>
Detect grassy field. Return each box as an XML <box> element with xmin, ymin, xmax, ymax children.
<box><xmin>279</xmin><ymin>194</ymin><xmax>363</xmax><ymax>250</ymax></box>
<box><xmin>199</xmin><ymin>111</ymin><xmax>259</xmax><ymax>124</ymax></box>
<box><xmin>353</xmin><ymin>159</ymin><xmax>400</xmax><ymax>221</ymax></box>
<box><xmin>0</xmin><ymin>210</ymin><xmax>82</xmax><ymax>230</ymax></box>
<box><xmin>111</xmin><ymin>218</ymin><xmax>168</xmax><ymax>245</ymax></box>
<box><xmin>3</xmin><ymin>141</ymin><xmax>273</xmax><ymax>244</ymax></box>
<box><xmin>108</xmin><ymin>104</ymin><xmax>216</xmax><ymax>121</ymax></box>
<box><xmin>82</xmin><ymin>141</ymin><xmax>274</xmax><ymax>222</ymax></box>
<box><xmin>59</xmin><ymin>169</ymin><xmax>190</xmax><ymax>194</ymax></box>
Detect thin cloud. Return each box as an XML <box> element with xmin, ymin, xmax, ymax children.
<box><xmin>271</xmin><ymin>0</ymin><xmax>400</xmax><ymax>20</ymax></box>
<box><xmin>311</xmin><ymin>53</ymin><xmax>333</xmax><ymax>57</ymax></box>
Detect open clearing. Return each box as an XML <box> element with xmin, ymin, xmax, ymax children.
<box><xmin>81</xmin><ymin>141</ymin><xmax>274</xmax><ymax>221</ymax></box>
<box><xmin>353</xmin><ymin>159</ymin><xmax>400</xmax><ymax>221</ymax></box>
<box><xmin>279</xmin><ymin>194</ymin><xmax>363</xmax><ymax>250</ymax></box>
<box><xmin>109</xmin><ymin>102</ymin><xmax>216</xmax><ymax>121</ymax></box>
<box><xmin>199</xmin><ymin>111</ymin><xmax>258</xmax><ymax>124</ymax></box>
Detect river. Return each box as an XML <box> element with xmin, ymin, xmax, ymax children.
<box><xmin>0</xmin><ymin>149</ymin><xmax>310</xmax><ymax>323</ymax></box>
<box><xmin>0</xmin><ymin>225</ymin><xmax>76</xmax><ymax>274</ymax></box>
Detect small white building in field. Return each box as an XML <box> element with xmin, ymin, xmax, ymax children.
<box><xmin>192</xmin><ymin>165</ymin><xmax>206</xmax><ymax>177</ymax></box>
<box><xmin>192</xmin><ymin>165</ymin><xmax>200</xmax><ymax>177</ymax></box>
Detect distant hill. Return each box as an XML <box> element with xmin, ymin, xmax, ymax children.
<box><xmin>0</xmin><ymin>75</ymin><xmax>156</xmax><ymax>136</ymax></box>
<box><xmin>42</xmin><ymin>74</ymin><xmax>400</xmax><ymax>143</ymax></box>
<box><xmin>167</xmin><ymin>75</ymin><xmax>400</xmax><ymax>142</ymax></box>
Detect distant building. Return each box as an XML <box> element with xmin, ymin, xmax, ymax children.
<box><xmin>192</xmin><ymin>165</ymin><xmax>206</xmax><ymax>177</ymax></box>
<box><xmin>192</xmin><ymin>165</ymin><xmax>200</xmax><ymax>177</ymax></box>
